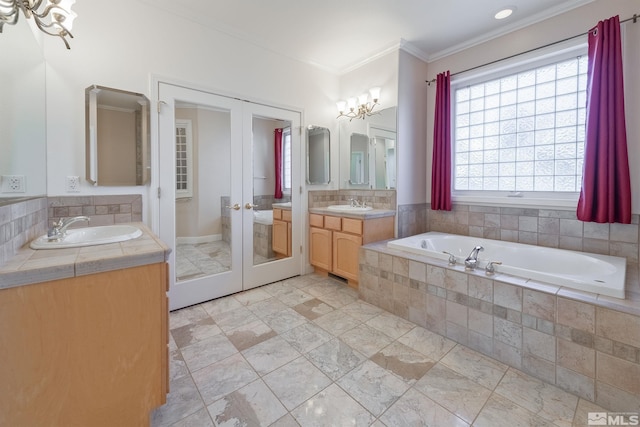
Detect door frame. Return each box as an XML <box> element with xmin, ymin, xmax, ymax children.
<box><xmin>151</xmin><ymin>76</ymin><xmax>305</xmax><ymax>310</ymax></box>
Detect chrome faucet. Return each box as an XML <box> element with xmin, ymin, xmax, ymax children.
<box><xmin>464</xmin><ymin>245</ymin><xmax>484</xmax><ymax>271</ymax></box>
<box><xmin>47</xmin><ymin>216</ymin><xmax>90</xmax><ymax>241</ymax></box>
<box><xmin>349</xmin><ymin>198</ymin><xmax>361</xmax><ymax>207</ymax></box>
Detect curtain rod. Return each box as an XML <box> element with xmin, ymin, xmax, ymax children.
<box><xmin>426</xmin><ymin>13</ymin><xmax>638</xmax><ymax>85</ymax></box>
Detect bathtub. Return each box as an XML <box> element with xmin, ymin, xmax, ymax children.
<box><xmin>253</xmin><ymin>210</ymin><xmax>273</xmax><ymax>225</ymax></box>
<box><xmin>387</xmin><ymin>232</ymin><xmax>626</xmax><ymax>298</ymax></box>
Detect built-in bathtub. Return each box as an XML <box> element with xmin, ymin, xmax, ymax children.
<box><xmin>253</xmin><ymin>210</ymin><xmax>274</xmax><ymax>259</ymax></box>
<box><xmin>387</xmin><ymin>232</ymin><xmax>626</xmax><ymax>299</ymax></box>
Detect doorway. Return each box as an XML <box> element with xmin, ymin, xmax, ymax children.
<box><xmin>158</xmin><ymin>82</ymin><xmax>301</xmax><ymax>310</ymax></box>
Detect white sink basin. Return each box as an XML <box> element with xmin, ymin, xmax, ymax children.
<box><xmin>30</xmin><ymin>225</ymin><xmax>143</xmax><ymax>249</ymax></box>
<box><xmin>326</xmin><ymin>205</ymin><xmax>373</xmax><ymax>212</ymax></box>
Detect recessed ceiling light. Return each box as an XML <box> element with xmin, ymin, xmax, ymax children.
<box><xmin>494</xmin><ymin>7</ymin><xmax>514</xmax><ymax>20</ymax></box>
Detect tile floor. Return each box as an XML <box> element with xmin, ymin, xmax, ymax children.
<box><xmin>152</xmin><ymin>274</ymin><xmax>610</xmax><ymax>427</ymax></box>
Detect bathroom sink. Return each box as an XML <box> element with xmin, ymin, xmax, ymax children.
<box><xmin>30</xmin><ymin>225</ymin><xmax>143</xmax><ymax>249</ymax></box>
<box><xmin>326</xmin><ymin>205</ymin><xmax>373</xmax><ymax>212</ymax></box>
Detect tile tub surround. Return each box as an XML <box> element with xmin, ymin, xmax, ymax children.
<box><xmin>152</xmin><ymin>273</ymin><xmax>607</xmax><ymax>426</ymax></box>
<box><xmin>425</xmin><ymin>203</ymin><xmax>640</xmax><ymax>300</ymax></box>
<box><xmin>0</xmin><ymin>197</ymin><xmax>48</xmax><ymax>267</ymax></box>
<box><xmin>0</xmin><ymin>223</ymin><xmax>170</xmax><ymax>289</ymax></box>
<box><xmin>359</xmin><ymin>242</ymin><xmax>640</xmax><ymax>413</ymax></box>
<box><xmin>308</xmin><ymin>189</ymin><xmax>396</xmax><ymax>210</ymax></box>
<box><xmin>48</xmin><ymin>195</ymin><xmax>143</xmax><ymax>228</ymax></box>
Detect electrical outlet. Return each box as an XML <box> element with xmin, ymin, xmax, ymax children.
<box><xmin>1</xmin><ymin>175</ymin><xmax>26</xmax><ymax>193</ymax></box>
<box><xmin>66</xmin><ymin>176</ymin><xmax>81</xmax><ymax>192</ymax></box>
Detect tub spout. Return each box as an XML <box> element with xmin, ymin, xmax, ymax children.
<box><xmin>464</xmin><ymin>245</ymin><xmax>484</xmax><ymax>271</ymax></box>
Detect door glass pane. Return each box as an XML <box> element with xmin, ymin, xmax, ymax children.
<box><xmin>252</xmin><ymin>116</ymin><xmax>293</xmax><ymax>266</ymax></box>
<box><xmin>175</xmin><ymin>104</ymin><xmax>233</xmax><ymax>281</ymax></box>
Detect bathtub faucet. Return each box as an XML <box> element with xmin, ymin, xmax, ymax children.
<box><xmin>464</xmin><ymin>245</ymin><xmax>484</xmax><ymax>271</ymax></box>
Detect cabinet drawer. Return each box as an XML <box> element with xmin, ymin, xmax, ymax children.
<box><xmin>342</xmin><ymin>218</ymin><xmax>363</xmax><ymax>235</ymax></box>
<box><xmin>282</xmin><ymin>209</ymin><xmax>292</xmax><ymax>222</ymax></box>
<box><xmin>324</xmin><ymin>215</ymin><xmax>342</xmax><ymax>231</ymax></box>
<box><xmin>309</xmin><ymin>213</ymin><xmax>324</xmax><ymax>228</ymax></box>
<box><xmin>273</xmin><ymin>208</ymin><xmax>282</xmax><ymax>220</ymax></box>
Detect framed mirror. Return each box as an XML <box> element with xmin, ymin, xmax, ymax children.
<box><xmin>85</xmin><ymin>85</ymin><xmax>151</xmax><ymax>186</ymax></box>
<box><xmin>306</xmin><ymin>126</ymin><xmax>330</xmax><ymax>184</ymax></box>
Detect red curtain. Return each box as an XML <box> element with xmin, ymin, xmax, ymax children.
<box><xmin>577</xmin><ymin>15</ymin><xmax>631</xmax><ymax>223</ymax></box>
<box><xmin>274</xmin><ymin>128</ymin><xmax>283</xmax><ymax>199</ymax></box>
<box><xmin>431</xmin><ymin>71</ymin><xmax>452</xmax><ymax>211</ymax></box>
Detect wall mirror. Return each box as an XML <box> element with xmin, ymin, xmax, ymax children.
<box><xmin>0</xmin><ymin>19</ymin><xmax>47</xmax><ymax>200</ymax></box>
<box><xmin>339</xmin><ymin>106</ymin><xmax>397</xmax><ymax>189</ymax></box>
<box><xmin>85</xmin><ymin>85</ymin><xmax>151</xmax><ymax>186</ymax></box>
<box><xmin>349</xmin><ymin>133</ymin><xmax>369</xmax><ymax>185</ymax></box>
<box><xmin>306</xmin><ymin>126</ymin><xmax>330</xmax><ymax>184</ymax></box>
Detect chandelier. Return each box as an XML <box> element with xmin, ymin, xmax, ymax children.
<box><xmin>0</xmin><ymin>0</ymin><xmax>77</xmax><ymax>49</ymax></box>
<box><xmin>336</xmin><ymin>87</ymin><xmax>381</xmax><ymax>121</ymax></box>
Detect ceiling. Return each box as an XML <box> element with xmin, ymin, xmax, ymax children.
<box><xmin>140</xmin><ymin>0</ymin><xmax>595</xmax><ymax>75</ymax></box>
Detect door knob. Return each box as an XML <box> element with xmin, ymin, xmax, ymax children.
<box><xmin>225</xmin><ymin>203</ymin><xmax>240</xmax><ymax>211</ymax></box>
<box><xmin>245</xmin><ymin>203</ymin><xmax>258</xmax><ymax>210</ymax></box>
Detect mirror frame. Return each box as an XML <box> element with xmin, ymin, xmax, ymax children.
<box><xmin>306</xmin><ymin>126</ymin><xmax>331</xmax><ymax>185</ymax></box>
<box><xmin>85</xmin><ymin>85</ymin><xmax>151</xmax><ymax>186</ymax></box>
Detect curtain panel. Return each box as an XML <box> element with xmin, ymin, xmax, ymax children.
<box><xmin>431</xmin><ymin>71</ymin><xmax>452</xmax><ymax>211</ymax></box>
<box><xmin>577</xmin><ymin>15</ymin><xmax>632</xmax><ymax>224</ymax></box>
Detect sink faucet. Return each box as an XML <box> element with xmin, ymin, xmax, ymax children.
<box><xmin>464</xmin><ymin>245</ymin><xmax>484</xmax><ymax>271</ymax></box>
<box><xmin>349</xmin><ymin>198</ymin><xmax>366</xmax><ymax>208</ymax></box>
<box><xmin>48</xmin><ymin>216</ymin><xmax>90</xmax><ymax>241</ymax></box>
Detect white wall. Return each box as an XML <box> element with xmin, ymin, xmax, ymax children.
<box><xmin>42</xmin><ymin>0</ymin><xmax>338</xmax><ymax>221</ymax></box>
<box><xmin>397</xmin><ymin>50</ymin><xmax>429</xmax><ymax>206</ymax></box>
<box><xmin>425</xmin><ymin>0</ymin><xmax>640</xmax><ymax>213</ymax></box>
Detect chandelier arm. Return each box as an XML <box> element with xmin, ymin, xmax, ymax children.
<box><xmin>29</xmin><ymin>12</ymin><xmax>73</xmax><ymax>47</ymax></box>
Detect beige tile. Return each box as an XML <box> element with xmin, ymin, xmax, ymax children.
<box><xmin>523</xmin><ymin>289</ymin><xmax>555</xmax><ymax>322</ymax></box>
<box><xmin>523</xmin><ymin>328</ymin><xmax>555</xmax><ymax>362</ymax></box>
<box><xmin>446</xmin><ymin>300</ymin><xmax>468</xmax><ymax>328</ymax></box>
<box><xmin>494</xmin><ymin>281</ymin><xmax>522</xmax><ymax>311</ymax></box>
<box><xmin>468</xmin><ymin>275</ymin><xmax>493</xmax><ymax>302</ymax></box>
<box><xmin>474</xmin><ymin>393</ymin><xmax>554</xmax><ymax>427</ymax></box>
<box><xmin>595</xmin><ymin>381</ymin><xmax>640</xmax><ymax>413</ymax></box>
<box><xmin>469</xmin><ymin>308</ymin><xmax>493</xmax><ymax>337</ymax></box>
<box><xmin>370</xmin><ymin>341</ymin><xmax>435</xmax><ymax>382</ymax></box>
<box><xmin>445</xmin><ymin>269</ymin><xmax>468</xmax><ymax>294</ymax></box>
<box><xmin>556</xmin><ymin>365</ymin><xmax>595</xmax><ymax>401</ymax></box>
<box><xmin>596</xmin><ymin>352</ymin><xmax>640</xmax><ymax>395</ymax></box>
<box><xmin>380</xmin><ymin>388</ymin><xmax>469</xmax><ymax>427</ymax></box>
<box><xmin>495</xmin><ymin>369</ymin><xmax>578</xmax><ymax>427</ymax></box>
<box><xmin>557</xmin><ymin>338</ymin><xmax>595</xmax><ymax>377</ymax></box>
<box><xmin>596</xmin><ymin>307</ymin><xmax>640</xmax><ymax>348</ymax></box>
<box><xmin>557</xmin><ymin>298</ymin><xmax>595</xmax><ymax>333</ymax></box>
<box><xmin>440</xmin><ymin>345</ymin><xmax>508</xmax><ymax>390</ymax></box>
<box><xmin>414</xmin><ymin>363</ymin><xmax>492</xmax><ymax>424</ymax></box>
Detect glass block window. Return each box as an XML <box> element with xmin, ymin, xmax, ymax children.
<box><xmin>175</xmin><ymin>120</ymin><xmax>193</xmax><ymax>198</ymax></box>
<box><xmin>282</xmin><ymin>127</ymin><xmax>292</xmax><ymax>192</ymax></box>
<box><xmin>453</xmin><ymin>55</ymin><xmax>588</xmax><ymax>194</ymax></box>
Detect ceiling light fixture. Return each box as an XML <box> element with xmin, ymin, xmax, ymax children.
<box><xmin>336</xmin><ymin>87</ymin><xmax>381</xmax><ymax>121</ymax></box>
<box><xmin>494</xmin><ymin>7</ymin><xmax>514</xmax><ymax>20</ymax></box>
<box><xmin>0</xmin><ymin>0</ymin><xmax>77</xmax><ymax>49</ymax></box>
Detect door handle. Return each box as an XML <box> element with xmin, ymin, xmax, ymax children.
<box><xmin>245</xmin><ymin>203</ymin><xmax>258</xmax><ymax>210</ymax></box>
<box><xmin>225</xmin><ymin>203</ymin><xmax>241</xmax><ymax>211</ymax></box>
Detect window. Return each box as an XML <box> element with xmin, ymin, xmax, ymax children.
<box><xmin>175</xmin><ymin>120</ymin><xmax>193</xmax><ymax>199</ymax></box>
<box><xmin>282</xmin><ymin>127</ymin><xmax>292</xmax><ymax>193</ymax></box>
<box><xmin>452</xmin><ymin>49</ymin><xmax>588</xmax><ymax>202</ymax></box>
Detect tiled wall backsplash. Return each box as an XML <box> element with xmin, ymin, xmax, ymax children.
<box><xmin>398</xmin><ymin>203</ymin><xmax>429</xmax><ymax>238</ymax></box>
<box><xmin>0</xmin><ymin>197</ymin><xmax>48</xmax><ymax>266</ymax></box>
<box><xmin>47</xmin><ymin>195</ymin><xmax>143</xmax><ymax>227</ymax></box>
<box><xmin>308</xmin><ymin>190</ymin><xmax>396</xmax><ymax>210</ymax></box>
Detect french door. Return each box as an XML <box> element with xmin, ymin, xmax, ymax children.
<box><xmin>158</xmin><ymin>82</ymin><xmax>301</xmax><ymax>310</ymax></box>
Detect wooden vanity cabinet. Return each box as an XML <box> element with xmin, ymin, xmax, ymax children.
<box><xmin>309</xmin><ymin>213</ymin><xmax>394</xmax><ymax>286</ymax></box>
<box><xmin>0</xmin><ymin>262</ymin><xmax>169</xmax><ymax>427</ymax></box>
<box><xmin>272</xmin><ymin>208</ymin><xmax>292</xmax><ymax>257</ymax></box>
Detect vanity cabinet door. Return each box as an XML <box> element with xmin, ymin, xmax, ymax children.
<box><xmin>332</xmin><ymin>231</ymin><xmax>362</xmax><ymax>282</ymax></box>
<box><xmin>272</xmin><ymin>219</ymin><xmax>289</xmax><ymax>256</ymax></box>
<box><xmin>309</xmin><ymin>227</ymin><xmax>332</xmax><ymax>271</ymax></box>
